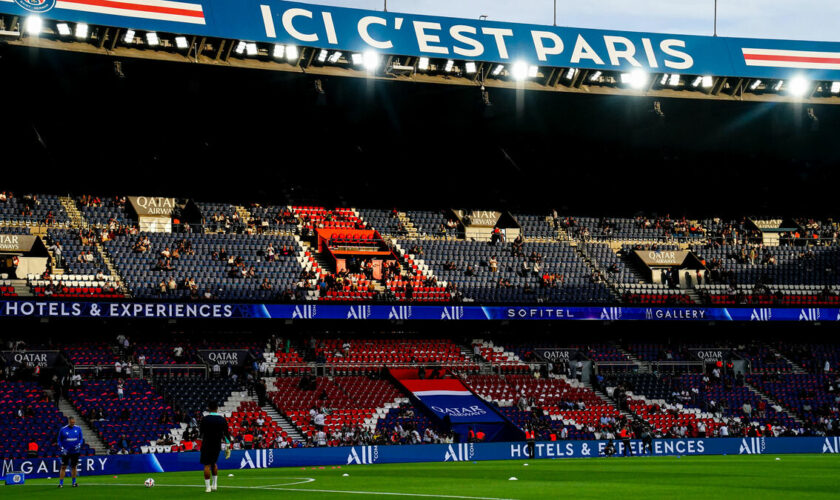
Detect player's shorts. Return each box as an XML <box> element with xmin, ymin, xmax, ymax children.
<box><xmin>62</xmin><ymin>453</ymin><xmax>80</xmax><ymax>468</ymax></box>
<box><xmin>200</xmin><ymin>446</ymin><xmax>221</xmax><ymax>466</ymax></box>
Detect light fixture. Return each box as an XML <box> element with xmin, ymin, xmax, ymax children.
<box><xmin>145</xmin><ymin>32</ymin><xmax>159</xmax><ymax>46</ymax></box>
<box><xmin>351</xmin><ymin>53</ymin><xmax>363</xmax><ymax>66</ymax></box>
<box><xmin>667</xmin><ymin>74</ymin><xmax>680</xmax><ymax>86</ymax></box>
<box><xmin>24</xmin><ymin>16</ymin><xmax>42</xmax><ymax>36</ymax></box>
<box><xmin>286</xmin><ymin>45</ymin><xmax>299</xmax><ymax>61</ymax></box>
<box><xmin>788</xmin><ymin>76</ymin><xmax>809</xmax><ymax>96</ymax></box>
<box><xmin>175</xmin><ymin>36</ymin><xmax>189</xmax><ymax>49</ymax></box>
<box><xmin>246</xmin><ymin>43</ymin><xmax>257</xmax><ymax>56</ymax></box>
<box><xmin>831</xmin><ymin>81</ymin><xmax>840</xmax><ymax>94</ymax></box>
<box><xmin>75</xmin><ymin>23</ymin><xmax>88</xmax><ymax>39</ymax></box>
<box><xmin>328</xmin><ymin>51</ymin><xmax>342</xmax><ymax>64</ymax></box>
<box><xmin>691</xmin><ymin>76</ymin><xmax>702</xmax><ymax>87</ymax></box>
<box><xmin>660</xmin><ymin>74</ymin><xmax>669</xmax><ymax>85</ymax></box>
<box><xmin>56</xmin><ymin>23</ymin><xmax>71</xmax><ymax>36</ymax></box>
<box><xmin>589</xmin><ymin>70</ymin><xmax>602</xmax><ymax>82</ymax></box>
<box><xmin>750</xmin><ymin>79</ymin><xmax>762</xmax><ymax>90</ymax></box>
<box><xmin>123</xmin><ymin>29</ymin><xmax>136</xmax><ymax>44</ymax></box>
<box><xmin>492</xmin><ymin>64</ymin><xmax>504</xmax><ymax>76</ymax></box>
<box><xmin>565</xmin><ymin>68</ymin><xmax>576</xmax><ymax>80</ymax></box>
<box><xmin>444</xmin><ymin>60</ymin><xmax>454</xmax><ymax>72</ymax></box>
<box><xmin>623</xmin><ymin>69</ymin><xmax>649</xmax><ymax>89</ymax></box>
<box><xmin>511</xmin><ymin>61</ymin><xmax>528</xmax><ymax>81</ymax></box>
<box><xmin>702</xmin><ymin>75</ymin><xmax>713</xmax><ymax>88</ymax></box>
<box><xmin>317</xmin><ymin>49</ymin><xmax>328</xmax><ymax>63</ymax></box>
<box><xmin>417</xmin><ymin>57</ymin><xmax>429</xmax><ymax>71</ymax></box>
<box><xmin>235</xmin><ymin>40</ymin><xmax>246</xmax><ymax>55</ymax></box>
<box><xmin>465</xmin><ymin>61</ymin><xmax>477</xmax><ymax>74</ymax></box>
<box><xmin>773</xmin><ymin>80</ymin><xmax>784</xmax><ymax>92</ymax></box>
<box><xmin>362</xmin><ymin>50</ymin><xmax>380</xmax><ymax>70</ymax></box>
<box><xmin>527</xmin><ymin>65</ymin><xmax>539</xmax><ymax>78</ymax></box>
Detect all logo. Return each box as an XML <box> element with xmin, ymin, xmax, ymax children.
<box><xmin>738</xmin><ymin>437</ymin><xmax>765</xmax><ymax>455</ymax></box>
<box><xmin>239</xmin><ymin>450</ymin><xmax>273</xmax><ymax>469</ymax></box>
<box><xmin>346</xmin><ymin>305</ymin><xmax>371</xmax><ymax>319</ymax></box>
<box><xmin>440</xmin><ymin>307</ymin><xmax>464</xmax><ymax>320</ymax></box>
<box><xmin>750</xmin><ymin>309</ymin><xmax>772</xmax><ymax>321</ymax></box>
<box><xmin>388</xmin><ymin>306</ymin><xmax>412</xmax><ymax>320</ymax></box>
<box><xmin>346</xmin><ymin>446</ymin><xmax>378</xmax><ymax>465</ymax></box>
<box><xmin>444</xmin><ymin>443</ymin><xmax>474</xmax><ymax>462</ymax></box>
<box><xmin>799</xmin><ymin>309</ymin><xmax>821</xmax><ymax>321</ymax></box>
<box><xmin>600</xmin><ymin>307</ymin><xmax>622</xmax><ymax>321</ymax></box>
<box><xmin>292</xmin><ymin>305</ymin><xmax>317</xmax><ymax>319</ymax></box>
<box><xmin>823</xmin><ymin>437</ymin><xmax>840</xmax><ymax>454</ymax></box>
<box><xmin>14</xmin><ymin>0</ymin><xmax>56</xmax><ymax>13</ymax></box>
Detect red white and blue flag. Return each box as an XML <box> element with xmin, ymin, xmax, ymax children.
<box><xmin>742</xmin><ymin>48</ymin><xmax>840</xmax><ymax>70</ymax></box>
<box><xmin>401</xmin><ymin>379</ymin><xmax>504</xmax><ymax>423</ymax></box>
<box><xmin>3</xmin><ymin>0</ymin><xmax>206</xmax><ymax>24</ymax></box>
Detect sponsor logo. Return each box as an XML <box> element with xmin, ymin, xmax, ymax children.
<box><xmin>14</xmin><ymin>0</ymin><xmax>56</xmax><ymax>13</ymax></box>
<box><xmin>823</xmin><ymin>437</ymin><xmax>840</xmax><ymax>454</ymax></box>
<box><xmin>739</xmin><ymin>437</ymin><xmax>765</xmax><ymax>455</ymax></box>
<box><xmin>646</xmin><ymin>308</ymin><xmax>707</xmax><ymax>320</ymax></box>
<box><xmin>430</xmin><ymin>405</ymin><xmax>487</xmax><ymax>418</ymax></box>
<box><xmin>750</xmin><ymin>309</ymin><xmax>772</xmax><ymax>321</ymax></box>
<box><xmin>239</xmin><ymin>450</ymin><xmax>273</xmax><ymax>469</ymax></box>
<box><xmin>444</xmin><ymin>443</ymin><xmax>474</xmax><ymax>462</ymax></box>
<box><xmin>799</xmin><ymin>308</ymin><xmax>821</xmax><ymax>321</ymax></box>
<box><xmin>346</xmin><ymin>305</ymin><xmax>371</xmax><ymax>319</ymax></box>
<box><xmin>206</xmin><ymin>352</ymin><xmax>240</xmax><ymax>366</ymax></box>
<box><xmin>441</xmin><ymin>307</ymin><xmax>464</xmax><ymax>320</ymax></box>
<box><xmin>388</xmin><ymin>306</ymin><xmax>412</xmax><ymax>320</ymax></box>
<box><xmin>600</xmin><ymin>307</ymin><xmax>622</xmax><ymax>320</ymax></box>
<box><xmin>292</xmin><ymin>305</ymin><xmax>317</xmax><ymax>319</ymax></box>
<box><xmin>690</xmin><ymin>349</ymin><xmax>727</xmax><ymax>361</ymax></box>
<box><xmin>0</xmin><ymin>234</ymin><xmax>20</xmax><ymax>251</ymax></box>
<box><xmin>346</xmin><ymin>446</ymin><xmax>378</xmax><ymax>465</ymax></box>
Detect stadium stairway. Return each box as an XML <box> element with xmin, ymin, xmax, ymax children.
<box><xmin>396</xmin><ymin>212</ymin><xmax>420</xmax><ymax>238</ymax></box>
<box><xmin>10</xmin><ymin>278</ymin><xmax>32</xmax><ymax>297</ymax></box>
<box><xmin>59</xmin><ymin>196</ymin><xmax>87</xmax><ymax>229</ymax></box>
<box><xmin>234</xmin><ymin>206</ymin><xmax>252</xmax><ymax>227</ymax></box>
<box><xmin>743</xmin><ymin>382</ymin><xmax>806</xmax><ymax>426</ymax></box>
<box><xmin>766</xmin><ymin>346</ymin><xmax>807</xmax><ymax>375</ymax></box>
<box><xmin>57</xmin><ymin>396</ymin><xmax>109</xmax><ymax>455</ymax></box>
<box><xmin>590</xmin><ymin>387</ymin><xmax>636</xmax><ymax>420</ymax></box>
<box><xmin>575</xmin><ymin>244</ymin><xmax>623</xmax><ymax>303</ymax></box>
<box><xmin>249</xmin><ymin>378</ymin><xmax>304</xmax><ymax>442</ymax></box>
<box><xmin>95</xmin><ymin>241</ymin><xmax>128</xmax><ymax>296</ymax></box>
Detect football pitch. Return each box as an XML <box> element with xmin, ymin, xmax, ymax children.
<box><xmin>6</xmin><ymin>455</ymin><xmax>840</xmax><ymax>499</ymax></box>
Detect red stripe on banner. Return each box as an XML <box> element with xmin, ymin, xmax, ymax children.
<box><xmin>63</xmin><ymin>0</ymin><xmax>204</xmax><ymax>18</ymax></box>
<box><xmin>744</xmin><ymin>53</ymin><xmax>840</xmax><ymax>64</ymax></box>
<box><xmin>401</xmin><ymin>378</ymin><xmax>470</xmax><ymax>392</ymax></box>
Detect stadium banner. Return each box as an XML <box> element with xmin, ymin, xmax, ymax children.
<box><xmin>0</xmin><ymin>235</ymin><xmax>39</xmax><ymax>253</ymax></box>
<box><xmin>634</xmin><ymin>250</ymin><xmax>691</xmax><ymax>267</ymax></box>
<box><xmin>0</xmin><ymin>300</ymin><xmax>837</xmax><ymax>322</ymax></box>
<box><xmin>0</xmin><ymin>350</ymin><xmax>60</xmax><ymax>367</ymax></box>
<box><xmin>687</xmin><ymin>348</ymin><xmax>733</xmax><ymax>362</ymax></box>
<box><xmin>534</xmin><ymin>348</ymin><xmax>580</xmax><ymax>362</ymax></box>
<box><xmin>4</xmin><ymin>1</ymin><xmax>840</xmax><ymax>80</ymax></box>
<box><xmin>196</xmin><ymin>349</ymin><xmax>251</xmax><ymax>367</ymax></box>
<box><xmin>3</xmin><ymin>437</ymin><xmax>840</xmax><ymax>479</ymax></box>
<box><xmin>127</xmin><ymin>197</ymin><xmax>177</xmax><ymax>217</ymax></box>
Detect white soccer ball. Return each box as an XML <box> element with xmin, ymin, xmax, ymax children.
<box><xmin>144</xmin><ymin>478</ymin><xmax>155</xmax><ymax>488</ymax></box>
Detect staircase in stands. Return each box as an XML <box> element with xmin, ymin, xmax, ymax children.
<box><xmin>10</xmin><ymin>279</ymin><xmax>32</xmax><ymax>297</ymax></box>
<box><xmin>743</xmin><ymin>382</ymin><xmax>807</xmax><ymax>426</ymax></box>
<box><xmin>235</xmin><ymin>206</ymin><xmax>252</xmax><ymax>227</ymax></box>
<box><xmin>766</xmin><ymin>346</ymin><xmax>807</xmax><ymax>375</ymax></box>
<box><xmin>396</xmin><ymin>212</ymin><xmax>420</xmax><ymax>238</ymax></box>
<box><xmin>59</xmin><ymin>196</ymin><xmax>87</xmax><ymax>230</ymax></box>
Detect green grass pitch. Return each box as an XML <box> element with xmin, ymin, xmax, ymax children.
<box><xmin>5</xmin><ymin>455</ymin><xmax>840</xmax><ymax>499</ymax></box>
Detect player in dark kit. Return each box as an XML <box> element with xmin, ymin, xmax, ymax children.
<box><xmin>200</xmin><ymin>401</ymin><xmax>231</xmax><ymax>493</ymax></box>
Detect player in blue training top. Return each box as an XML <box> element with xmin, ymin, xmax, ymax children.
<box><xmin>57</xmin><ymin>416</ymin><xmax>84</xmax><ymax>488</ymax></box>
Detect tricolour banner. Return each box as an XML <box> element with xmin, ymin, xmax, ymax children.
<box><xmin>400</xmin><ymin>379</ymin><xmax>505</xmax><ymax>424</ymax></box>
<box><xmin>3</xmin><ymin>437</ymin><xmax>840</xmax><ymax>480</ymax></box>
<box><xmin>0</xmin><ymin>300</ymin><xmax>838</xmax><ymax>322</ymax></box>
<box><xmin>3</xmin><ymin>0</ymin><xmax>840</xmax><ymax>80</ymax></box>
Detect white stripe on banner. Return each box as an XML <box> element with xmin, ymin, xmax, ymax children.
<box><xmin>413</xmin><ymin>390</ymin><xmax>474</xmax><ymax>397</ymax></box>
<box><xmin>56</xmin><ymin>1</ymin><xmax>207</xmax><ymax>24</ymax></box>
<box><xmin>108</xmin><ymin>0</ymin><xmax>203</xmax><ymax>12</ymax></box>
<box><xmin>742</xmin><ymin>48</ymin><xmax>840</xmax><ymax>69</ymax></box>
<box><xmin>742</xmin><ymin>48</ymin><xmax>840</xmax><ymax>59</ymax></box>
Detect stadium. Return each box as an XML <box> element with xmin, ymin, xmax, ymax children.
<box><xmin>1</xmin><ymin>0</ymin><xmax>840</xmax><ymax>498</ymax></box>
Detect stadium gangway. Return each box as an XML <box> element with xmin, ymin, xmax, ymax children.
<box><xmin>647</xmin><ymin>361</ymin><xmax>705</xmax><ymax>374</ymax></box>
<box><xmin>72</xmin><ymin>363</ymin><xmax>208</xmax><ymax>378</ymax></box>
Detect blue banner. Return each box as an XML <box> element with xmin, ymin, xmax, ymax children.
<box><xmin>0</xmin><ymin>300</ymin><xmax>836</xmax><ymax>322</ymax></box>
<box><xmin>4</xmin><ymin>437</ymin><xmax>840</xmax><ymax>480</ymax></box>
<box><xmin>3</xmin><ymin>0</ymin><xmax>840</xmax><ymax>80</ymax></box>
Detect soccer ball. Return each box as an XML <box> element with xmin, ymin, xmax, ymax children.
<box><xmin>144</xmin><ymin>478</ymin><xmax>155</xmax><ymax>488</ymax></box>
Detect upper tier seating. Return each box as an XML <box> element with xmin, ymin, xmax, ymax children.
<box><xmin>46</xmin><ymin>230</ymin><xmax>111</xmax><ymax>276</ymax></box>
<box><xmin>313</xmin><ymin>339</ymin><xmax>473</xmax><ymax>372</ymax></box>
<box><xmin>511</xmin><ymin>213</ymin><xmax>556</xmax><ymax>240</ymax></box>
<box><xmin>691</xmin><ymin>244</ymin><xmax>840</xmax><ymax>286</ymax></box>
<box><xmin>746</xmin><ymin>374</ymin><xmax>839</xmax><ymax>427</ymax></box>
<box><xmin>78</xmin><ymin>196</ymin><xmax>129</xmax><ymax>227</ymax></box>
<box><xmin>402</xmin><ymin>239</ymin><xmax>613</xmax><ymax>304</ymax></box>
<box><xmin>105</xmin><ymin>232</ymin><xmax>305</xmax><ymax>300</ymax></box>
<box><xmin>0</xmin><ymin>193</ymin><xmax>69</xmax><ymax>226</ymax></box>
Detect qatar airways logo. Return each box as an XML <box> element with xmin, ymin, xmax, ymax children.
<box><xmin>431</xmin><ymin>405</ymin><xmax>487</xmax><ymax>418</ymax></box>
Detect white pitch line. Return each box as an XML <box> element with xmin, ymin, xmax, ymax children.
<box><xmin>45</xmin><ymin>480</ymin><xmax>518</xmax><ymax>499</ymax></box>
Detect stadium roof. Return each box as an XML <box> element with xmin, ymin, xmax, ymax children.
<box><xmin>4</xmin><ymin>0</ymin><xmax>840</xmax><ymax>104</ymax></box>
